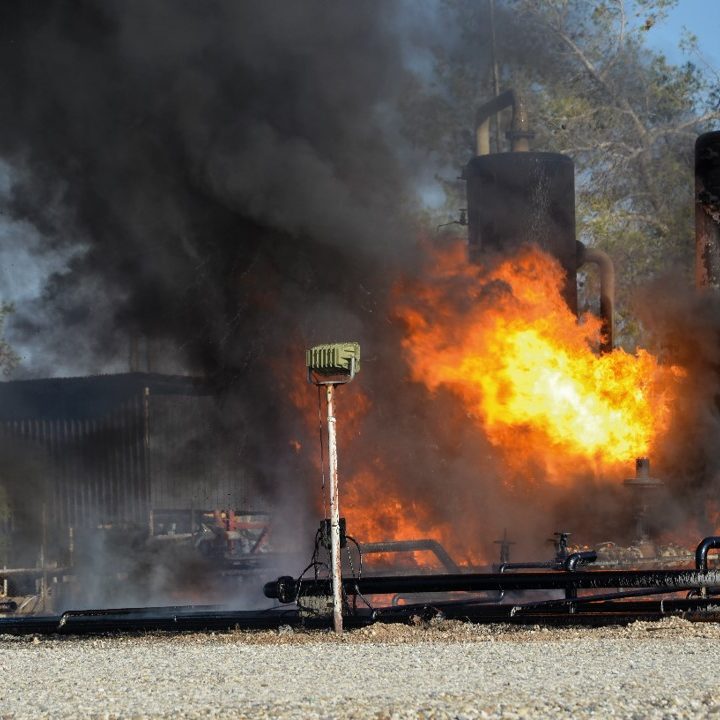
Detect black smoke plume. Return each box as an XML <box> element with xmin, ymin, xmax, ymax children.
<box><xmin>1</xmin><ymin>2</ymin><xmax>714</xmax><ymax>608</ymax></box>
<box><xmin>0</xmin><ymin>1</ymin><xmax>430</xmax><ymax>547</ymax></box>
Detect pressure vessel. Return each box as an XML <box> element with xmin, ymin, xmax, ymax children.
<box><xmin>465</xmin><ymin>151</ymin><xmax>578</xmax><ymax>313</ymax></box>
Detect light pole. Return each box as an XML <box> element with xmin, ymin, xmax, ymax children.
<box><xmin>306</xmin><ymin>342</ymin><xmax>361</xmax><ymax>634</ymax></box>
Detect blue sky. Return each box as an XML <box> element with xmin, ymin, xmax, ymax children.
<box><xmin>646</xmin><ymin>1</ymin><xmax>720</xmax><ymax>67</ymax></box>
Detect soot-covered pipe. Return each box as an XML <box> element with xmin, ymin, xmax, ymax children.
<box><xmin>577</xmin><ymin>242</ymin><xmax>615</xmax><ymax>352</ymax></box>
<box><xmin>265</xmin><ymin>567</ymin><xmax>720</xmax><ymax>602</ymax></box>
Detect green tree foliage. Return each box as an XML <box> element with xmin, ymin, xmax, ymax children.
<box><xmin>0</xmin><ymin>302</ymin><xmax>18</xmax><ymax>376</ymax></box>
<box><xmin>404</xmin><ymin>0</ymin><xmax>719</xmax><ymax>345</ymax></box>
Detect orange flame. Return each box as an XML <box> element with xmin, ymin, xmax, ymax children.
<box><xmin>342</xmin><ymin>465</ymin><xmax>482</xmax><ymax>568</ymax></box>
<box><xmin>397</xmin><ymin>242</ymin><xmax>683</xmax><ymax>483</ymax></box>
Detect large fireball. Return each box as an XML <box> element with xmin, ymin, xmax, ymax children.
<box><xmin>396</xmin><ymin>242</ymin><xmax>682</xmax><ymax>483</ymax></box>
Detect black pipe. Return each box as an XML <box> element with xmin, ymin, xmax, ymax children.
<box><xmin>376</xmin><ymin>596</ymin><xmax>720</xmax><ymax>620</ymax></box>
<box><xmin>359</xmin><ymin>539</ymin><xmax>460</xmax><ymax>573</ymax></box>
<box><xmin>695</xmin><ymin>536</ymin><xmax>720</xmax><ymax>571</ymax></box>
<box><xmin>499</xmin><ymin>561</ymin><xmax>556</xmax><ymax>572</ymax></box>
<box><xmin>511</xmin><ymin>584</ymin><xmax>720</xmax><ymax>614</ymax></box>
<box><xmin>499</xmin><ymin>551</ymin><xmax>597</xmax><ymax>574</ymax></box>
<box><xmin>264</xmin><ymin>568</ymin><xmax>720</xmax><ymax>601</ymax></box>
<box><xmin>564</xmin><ymin>551</ymin><xmax>598</xmax><ymax>572</ymax></box>
<box><xmin>576</xmin><ymin>241</ymin><xmax>615</xmax><ymax>353</ymax></box>
<box><xmin>57</xmin><ymin>604</ymin><xmax>222</xmax><ymax>626</ymax></box>
<box><xmin>0</xmin><ymin>609</ymin><xmax>365</xmax><ymax>636</ymax></box>
<box><xmin>5</xmin><ymin>595</ymin><xmax>720</xmax><ymax>636</ymax></box>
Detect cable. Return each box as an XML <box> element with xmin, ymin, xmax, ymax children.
<box><xmin>345</xmin><ymin>537</ymin><xmax>358</xmax><ymax>613</ymax></box>
<box><xmin>316</xmin><ymin>384</ymin><xmax>327</xmax><ymax>522</ymax></box>
<box><xmin>346</xmin><ymin>535</ymin><xmax>363</xmax><ymax>580</ymax></box>
<box><xmin>346</xmin><ymin>535</ymin><xmax>373</xmax><ymax>613</ymax></box>
<box><xmin>293</xmin><ymin>529</ymin><xmax>331</xmax><ymax>617</ymax></box>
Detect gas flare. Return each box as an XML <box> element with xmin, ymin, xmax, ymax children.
<box><xmin>397</xmin><ymin>242</ymin><xmax>683</xmax><ymax>484</ymax></box>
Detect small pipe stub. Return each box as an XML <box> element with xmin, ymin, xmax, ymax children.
<box><xmin>474</xmin><ymin>89</ymin><xmax>535</xmax><ymax>155</ymax></box>
<box><xmin>624</xmin><ymin>457</ymin><xmax>663</xmax><ymax>489</ymax></box>
<box><xmin>624</xmin><ymin>457</ymin><xmax>664</xmax><ymax>544</ymax></box>
<box><xmin>270</xmin><ymin>576</ymin><xmax>298</xmax><ymax>604</ymax></box>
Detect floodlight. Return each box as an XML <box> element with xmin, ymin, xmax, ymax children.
<box><xmin>306</xmin><ymin>342</ymin><xmax>360</xmax><ymax>383</ymax></box>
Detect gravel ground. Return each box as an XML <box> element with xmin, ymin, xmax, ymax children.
<box><xmin>1</xmin><ymin>617</ymin><xmax>719</xmax><ymax>719</ymax></box>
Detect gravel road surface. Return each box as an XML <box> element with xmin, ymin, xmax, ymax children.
<box><xmin>0</xmin><ymin>617</ymin><xmax>719</xmax><ymax>719</ymax></box>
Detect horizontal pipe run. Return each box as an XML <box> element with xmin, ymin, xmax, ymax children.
<box><xmin>0</xmin><ymin>567</ymin><xmax>70</xmax><ymax>578</ymax></box>
<box><xmin>264</xmin><ymin>568</ymin><xmax>720</xmax><ymax>602</ymax></box>
<box><xmin>500</xmin><ymin>551</ymin><xmax>597</xmax><ymax>573</ymax></box>
<box><xmin>359</xmin><ymin>540</ymin><xmax>460</xmax><ymax>573</ymax></box>
<box><xmin>499</xmin><ymin>561</ymin><xmax>556</xmax><ymax>572</ymax></box>
<box><xmin>511</xmin><ymin>584</ymin><xmax>719</xmax><ymax>614</ymax></box>
<box><xmin>5</xmin><ymin>596</ymin><xmax>720</xmax><ymax>636</ymax></box>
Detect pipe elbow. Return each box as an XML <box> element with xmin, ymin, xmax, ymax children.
<box><xmin>577</xmin><ymin>242</ymin><xmax>615</xmax><ymax>353</ymax></box>
<box><xmin>564</xmin><ymin>551</ymin><xmax>598</xmax><ymax>572</ymax></box>
<box><xmin>695</xmin><ymin>536</ymin><xmax>720</xmax><ymax>572</ymax></box>
<box><xmin>579</xmin><ymin>246</ymin><xmax>615</xmax><ymax>288</ymax></box>
<box><xmin>474</xmin><ymin>89</ymin><xmax>534</xmax><ymax>155</ymax></box>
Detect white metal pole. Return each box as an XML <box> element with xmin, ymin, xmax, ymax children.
<box><xmin>326</xmin><ymin>383</ymin><xmax>343</xmax><ymax>634</ymax></box>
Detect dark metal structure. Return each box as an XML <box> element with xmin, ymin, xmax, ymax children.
<box><xmin>264</xmin><ymin>567</ymin><xmax>720</xmax><ymax>603</ymax></box>
<box><xmin>695</xmin><ymin>130</ymin><xmax>720</xmax><ymax>288</ymax></box>
<box><xmin>466</xmin><ymin>151</ymin><xmax>579</xmax><ymax>311</ymax></box>
<box><xmin>0</xmin><ymin>373</ymin><xmax>249</xmax><ymax>566</ymax></box>
<box><xmin>359</xmin><ymin>539</ymin><xmax>461</xmax><ymax>573</ymax></box>
<box><xmin>466</xmin><ymin>91</ymin><xmax>615</xmax><ymax>350</ymax></box>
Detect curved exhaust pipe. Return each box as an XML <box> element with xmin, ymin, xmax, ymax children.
<box><xmin>475</xmin><ymin>89</ymin><xmax>534</xmax><ymax>156</ymax></box>
<box><xmin>577</xmin><ymin>241</ymin><xmax>615</xmax><ymax>353</ymax></box>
